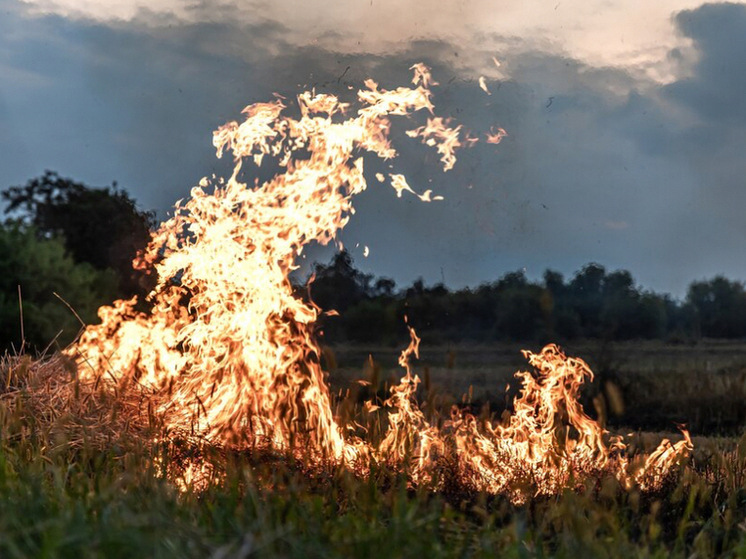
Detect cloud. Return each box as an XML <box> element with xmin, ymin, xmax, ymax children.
<box><xmin>19</xmin><ymin>0</ymin><xmax>706</xmax><ymax>72</ymax></box>
<box><xmin>666</xmin><ymin>3</ymin><xmax>746</xmax><ymax>124</ymax></box>
<box><xmin>605</xmin><ymin>221</ymin><xmax>629</xmax><ymax>230</ymax></box>
<box><xmin>3</xmin><ymin>0</ymin><xmax>746</xmax><ymax>296</ymax></box>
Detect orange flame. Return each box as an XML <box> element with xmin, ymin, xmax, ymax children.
<box><xmin>486</xmin><ymin>126</ymin><xmax>507</xmax><ymax>144</ymax></box>
<box><xmin>69</xmin><ymin>64</ymin><xmax>690</xmax><ymax>501</ymax></box>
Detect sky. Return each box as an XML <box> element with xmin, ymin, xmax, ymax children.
<box><xmin>2</xmin><ymin>0</ymin><xmax>746</xmax><ymax>297</ymax></box>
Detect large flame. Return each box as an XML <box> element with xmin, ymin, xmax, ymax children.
<box><xmin>70</xmin><ymin>65</ymin><xmax>690</xmax><ymax>501</ymax></box>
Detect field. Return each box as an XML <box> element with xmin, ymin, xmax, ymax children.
<box><xmin>2</xmin><ymin>341</ymin><xmax>746</xmax><ymax>558</ymax></box>
<box><xmin>329</xmin><ymin>340</ymin><xmax>746</xmax><ymax>435</ymax></box>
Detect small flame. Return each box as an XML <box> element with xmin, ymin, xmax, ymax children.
<box><xmin>486</xmin><ymin>127</ymin><xmax>508</xmax><ymax>144</ymax></box>
<box><xmin>406</xmin><ymin>117</ymin><xmax>463</xmax><ymax>171</ymax></box>
<box><xmin>376</xmin><ymin>342</ymin><xmax>691</xmax><ymax>501</ymax></box>
<box><xmin>479</xmin><ymin>76</ymin><xmax>491</xmax><ymax>95</ymax></box>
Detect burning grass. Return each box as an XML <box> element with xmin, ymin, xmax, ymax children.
<box><xmin>1</xmin><ymin>352</ymin><xmax>745</xmax><ymax>558</ymax></box>
<box><xmin>0</xmin><ymin>342</ymin><xmax>692</xmax><ymax>501</ymax></box>
<box><xmin>0</xmin><ymin>64</ymin><xmax>735</xmax><ymax>556</ymax></box>
<box><xmin>47</xmin><ymin>65</ymin><xmax>691</xmax><ymax>503</ymax></box>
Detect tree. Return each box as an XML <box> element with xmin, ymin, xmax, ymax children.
<box><xmin>309</xmin><ymin>250</ymin><xmax>375</xmax><ymax>313</ymax></box>
<box><xmin>568</xmin><ymin>264</ymin><xmax>607</xmax><ymax>337</ymax></box>
<box><xmin>491</xmin><ymin>271</ymin><xmax>547</xmax><ymax>341</ymax></box>
<box><xmin>373</xmin><ymin>277</ymin><xmax>396</xmax><ymax>298</ymax></box>
<box><xmin>3</xmin><ymin>171</ymin><xmax>155</xmax><ymax>298</ymax></box>
<box><xmin>686</xmin><ymin>276</ymin><xmax>746</xmax><ymax>338</ymax></box>
<box><xmin>0</xmin><ymin>222</ymin><xmax>117</xmax><ymax>352</ymax></box>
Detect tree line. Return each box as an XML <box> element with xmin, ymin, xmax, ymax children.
<box><xmin>308</xmin><ymin>251</ymin><xmax>746</xmax><ymax>346</ymax></box>
<box><xmin>2</xmin><ymin>171</ymin><xmax>746</xmax><ymax>352</ymax></box>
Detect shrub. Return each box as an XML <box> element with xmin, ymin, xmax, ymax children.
<box><xmin>0</xmin><ymin>222</ymin><xmax>117</xmax><ymax>353</ymax></box>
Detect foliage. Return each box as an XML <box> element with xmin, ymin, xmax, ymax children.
<box><xmin>2</xmin><ymin>171</ymin><xmax>155</xmax><ymax>298</ymax></box>
<box><xmin>0</xmin><ymin>222</ymin><xmax>117</xmax><ymax>353</ymax></box>
<box><xmin>309</xmin><ymin>252</ymin><xmax>746</xmax><ymax>344</ymax></box>
<box><xmin>687</xmin><ymin>277</ymin><xmax>746</xmax><ymax>338</ymax></box>
<box><xmin>5</xmin><ymin>170</ymin><xmax>746</xmax><ymax>352</ymax></box>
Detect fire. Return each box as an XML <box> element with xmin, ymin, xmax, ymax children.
<box><xmin>375</xmin><ymin>336</ymin><xmax>691</xmax><ymax>502</ymax></box>
<box><xmin>486</xmin><ymin>126</ymin><xmax>508</xmax><ymax>144</ymax></box>
<box><xmin>479</xmin><ymin>76</ymin><xmax>491</xmax><ymax>95</ymax></box>
<box><xmin>69</xmin><ymin>64</ymin><xmax>691</xmax><ymax>502</ymax></box>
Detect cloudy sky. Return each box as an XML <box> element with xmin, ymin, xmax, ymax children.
<box><xmin>2</xmin><ymin>0</ymin><xmax>746</xmax><ymax>296</ymax></box>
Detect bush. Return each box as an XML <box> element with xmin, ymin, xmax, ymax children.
<box><xmin>0</xmin><ymin>222</ymin><xmax>117</xmax><ymax>353</ymax></box>
<box><xmin>2</xmin><ymin>171</ymin><xmax>155</xmax><ymax>298</ymax></box>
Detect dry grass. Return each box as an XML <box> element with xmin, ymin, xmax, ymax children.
<box><xmin>326</xmin><ymin>340</ymin><xmax>746</xmax><ymax>435</ymax></box>
<box><xmin>0</xmin><ymin>353</ymin><xmax>156</xmax><ymax>451</ymax></box>
<box><xmin>2</xmin><ymin>349</ymin><xmax>746</xmax><ymax>557</ymax></box>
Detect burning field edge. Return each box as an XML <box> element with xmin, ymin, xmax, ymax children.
<box><xmin>0</xmin><ymin>345</ymin><xmax>697</xmax><ymax>500</ymax></box>
<box><xmin>2</xmin><ymin>64</ymin><xmax>745</xmax><ymax>556</ymax></box>
<box><xmin>2</xmin><ymin>352</ymin><xmax>746</xmax><ymax>557</ymax></box>
<box><xmin>37</xmin><ymin>64</ymin><xmax>692</xmax><ymax>504</ymax></box>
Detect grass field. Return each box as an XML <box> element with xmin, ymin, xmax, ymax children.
<box><xmin>2</xmin><ymin>342</ymin><xmax>746</xmax><ymax>558</ymax></box>
<box><xmin>328</xmin><ymin>340</ymin><xmax>746</xmax><ymax>435</ymax></box>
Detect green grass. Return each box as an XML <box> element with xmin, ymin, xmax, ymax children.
<box><xmin>2</xmin><ymin>434</ymin><xmax>746</xmax><ymax>558</ymax></box>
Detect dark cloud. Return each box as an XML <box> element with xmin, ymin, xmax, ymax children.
<box><xmin>649</xmin><ymin>3</ymin><xmax>746</xmax><ymax>289</ymax></box>
<box><xmin>2</xmin><ymin>1</ymin><xmax>746</xmax><ymax>296</ymax></box>
<box><xmin>666</xmin><ymin>3</ymin><xmax>746</xmax><ymax>124</ymax></box>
